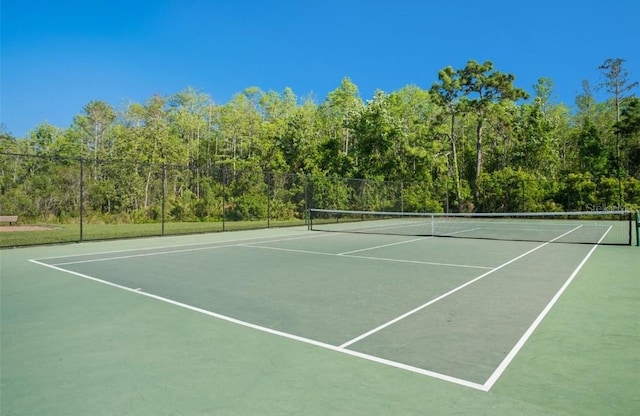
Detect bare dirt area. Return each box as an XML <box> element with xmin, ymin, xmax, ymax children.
<box><xmin>0</xmin><ymin>225</ymin><xmax>54</xmax><ymax>232</ymax></box>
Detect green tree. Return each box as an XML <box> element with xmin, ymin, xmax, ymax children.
<box><xmin>255</xmin><ymin>87</ymin><xmax>297</xmax><ymax>171</ymax></box>
<box><xmin>599</xmin><ymin>58</ymin><xmax>638</xmax><ymax>178</ymax></box>
<box><xmin>278</xmin><ymin>98</ymin><xmax>320</xmax><ymax>173</ymax></box>
<box><xmin>512</xmin><ymin>97</ymin><xmax>560</xmax><ymax>176</ymax></box>
<box><xmin>72</xmin><ymin>101</ymin><xmax>116</xmax><ymax>185</ymax></box>
<box><xmin>0</xmin><ymin>125</ymin><xmax>20</xmax><ymax>154</ymax></box>
<box><xmin>318</xmin><ymin>77</ymin><xmax>363</xmax><ymax>173</ymax></box>
<box><xmin>388</xmin><ymin>85</ymin><xmax>446</xmax><ymax>207</ymax></box>
<box><xmin>532</xmin><ymin>77</ymin><xmax>554</xmax><ymax>113</ymax></box>
<box><xmin>214</xmin><ymin>87</ymin><xmax>265</xmax><ymax>169</ymax></box>
<box><xmin>167</xmin><ymin>88</ymin><xmax>215</xmax><ymax>199</ymax></box>
<box><xmin>457</xmin><ymin>60</ymin><xmax>529</xmax><ymax>194</ymax></box>
<box><xmin>168</xmin><ymin>87</ymin><xmax>214</xmax><ymax>166</ymax></box>
<box><xmin>349</xmin><ymin>90</ymin><xmax>405</xmax><ymax>180</ymax></box>
<box><xmin>573</xmin><ymin>80</ymin><xmax>614</xmax><ymax>172</ymax></box>
<box><xmin>577</xmin><ymin>121</ymin><xmax>609</xmax><ymax>177</ymax></box>
<box><xmin>430</xmin><ymin>66</ymin><xmax>465</xmax><ymax>208</ymax></box>
<box><xmin>616</xmin><ymin>97</ymin><xmax>640</xmax><ymax>177</ymax></box>
<box><xmin>562</xmin><ymin>173</ymin><xmax>597</xmax><ymax>210</ymax></box>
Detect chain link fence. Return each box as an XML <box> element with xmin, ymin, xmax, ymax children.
<box><xmin>1</xmin><ymin>153</ymin><xmax>638</xmax><ymax>246</ymax></box>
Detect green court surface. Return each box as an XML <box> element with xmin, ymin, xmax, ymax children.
<box><xmin>1</xmin><ymin>227</ymin><xmax>638</xmax><ymax>415</ymax></box>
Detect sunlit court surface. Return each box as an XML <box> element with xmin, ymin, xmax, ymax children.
<box><xmin>1</xmin><ymin>222</ymin><xmax>638</xmax><ymax>415</ymax></box>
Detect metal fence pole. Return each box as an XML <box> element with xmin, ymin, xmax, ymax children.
<box><xmin>161</xmin><ymin>165</ymin><xmax>166</xmax><ymax>236</ymax></box>
<box><xmin>222</xmin><ymin>168</ymin><xmax>226</xmax><ymax>232</ymax></box>
<box><xmin>445</xmin><ymin>179</ymin><xmax>449</xmax><ymax>213</ymax></box>
<box><xmin>636</xmin><ymin>210</ymin><xmax>640</xmax><ymax>247</ymax></box>
<box><xmin>267</xmin><ymin>171</ymin><xmax>271</xmax><ymax>228</ymax></box>
<box><xmin>79</xmin><ymin>158</ymin><xmax>84</xmax><ymax>242</ymax></box>
<box><xmin>304</xmin><ymin>174</ymin><xmax>309</xmax><ymax>225</ymax></box>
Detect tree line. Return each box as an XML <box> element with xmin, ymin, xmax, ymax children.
<box><xmin>1</xmin><ymin>59</ymin><xmax>639</xmax><ymax>223</ymax></box>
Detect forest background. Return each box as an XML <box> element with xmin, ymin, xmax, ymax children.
<box><xmin>1</xmin><ymin>58</ymin><xmax>639</xmax><ymax>225</ymax></box>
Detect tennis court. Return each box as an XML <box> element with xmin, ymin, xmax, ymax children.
<box><xmin>1</xmin><ymin>214</ymin><xmax>638</xmax><ymax>415</ymax></box>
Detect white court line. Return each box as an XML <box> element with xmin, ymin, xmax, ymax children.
<box><xmin>237</xmin><ymin>244</ymin><xmax>337</xmax><ymax>258</ymax></box>
<box><xmin>28</xmin><ymin>223</ymin><xmax>592</xmax><ymax>392</ymax></box>
<box><xmin>48</xmin><ymin>232</ymin><xmax>336</xmax><ymax>266</ymax></box>
<box><xmin>337</xmin><ymin>237</ymin><xmax>431</xmax><ymax>255</ymax></box>
<box><xmin>319</xmin><ymin>219</ymin><xmax>430</xmax><ymax>234</ymax></box>
<box><xmin>481</xmin><ymin>226</ymin><xmax>612</xmax><ymax>391</ymax></box>
<box><xmin>34</xmin><ymin>229</ymin><xmax>317</xmax><ymax>261</ymax></box>
<box><xmin>336</xmin><ymin>228</ymin><xmax>481</xmax><ymax>256</ymax></box>
<box><xmin>27</xmin><ymin>259</ymin><xmax>485</xmax><ymax>391</ymax></box>
<box><xmin>51</xmin><ymin>243</ymin><xmax>247</xmax><ymax>265</ymax></box>
<box><xmin>337</xmin><ymin>225</ymin><xmax>584</xmax><ymax>350</ymax></box>
<box><xmin>239</xmin><ymin>244</ymin><xmax>492</xmax><ymax>270</ymax></box>
<box><xmin>342</xmin><ymin>254</ymin><xmax>493</xmax><ymax>270</ymax></box>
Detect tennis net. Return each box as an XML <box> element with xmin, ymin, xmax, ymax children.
<box><xmin>308</xmin><ymin>209</ymin><xmax>635</xmax><ymax>245</ymax></box>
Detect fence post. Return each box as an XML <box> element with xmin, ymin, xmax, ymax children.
<box><xmin>267</xmin><ymin>171</ymin><xmax>271</xmax><ymax>228</ymax></box>
<box><xmin>333</xmin><ymin>176</ymin><xmax>338</xmax><ymax>209</ymax></box>
<box><xmin>304</xmin><ymin>174</ymin><xmax>309</xmax><ymax>225</ymax></box>
<box><xmin>161</xmin><ymin>165</ymin><xmax>166</xmax><ymax>236</ymax></box>
<box><xmin>79</xmin><ymin>158</ymin><xmax>84</xmax><ymax>242</ymax></box>
<box><xmin>222</xmin><ymin>167</ymin><xmax>226</xmax><ymax>232</ymax></box>
<box><xmin>446</xmin><ymin>179</ymin><xmax>450</xmax><ymax>213</ymax></box>
<box><xmin>636</xmin><ymin>210</ymin><xmax>640</xmax><ymax>247</ymax></box>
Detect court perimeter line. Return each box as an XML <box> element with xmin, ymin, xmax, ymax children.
<box><xmin>27</xmin><ymin>259</ymin><xmax>485</xmax><ymax>391</ymax></box>
<box><xmin>34</xmin><ymin>229</ymin><xmax>319</xmax><ymax>261</ymax></box>
<box><xmin>337</xmin><ymin>225</ymin><xmax>584</xmax><ymax>352</ymax></box>
<box><xmin>48</xmin><ymin>232</ymin><xmax>337</xmax><ymax>266</ymax></box>
<box><xmin>27</xmin><ymin>224</ymin><xmax>590</xmax><ymax>392</ymax></box>
<box><xmin>481</xmin><ymin>226</ymin><xmax>612</xmax><ymax>391</ymax></box>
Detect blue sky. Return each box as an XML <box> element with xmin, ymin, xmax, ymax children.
<box><xmin>2</xmin><ymin>0</ymin><xmax>639</xmax><ymax>138</ymax></box>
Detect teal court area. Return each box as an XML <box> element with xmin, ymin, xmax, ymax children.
<box><xmin>1</xmin><ymin>225</ymin><xmax>638</xmax><ymax>415</ymax></box>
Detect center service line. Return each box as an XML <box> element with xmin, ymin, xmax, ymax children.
<box><xmin>338</xmin><ymin>225</ymin><xmax>583</xmax><ymax>351</ymax></box>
